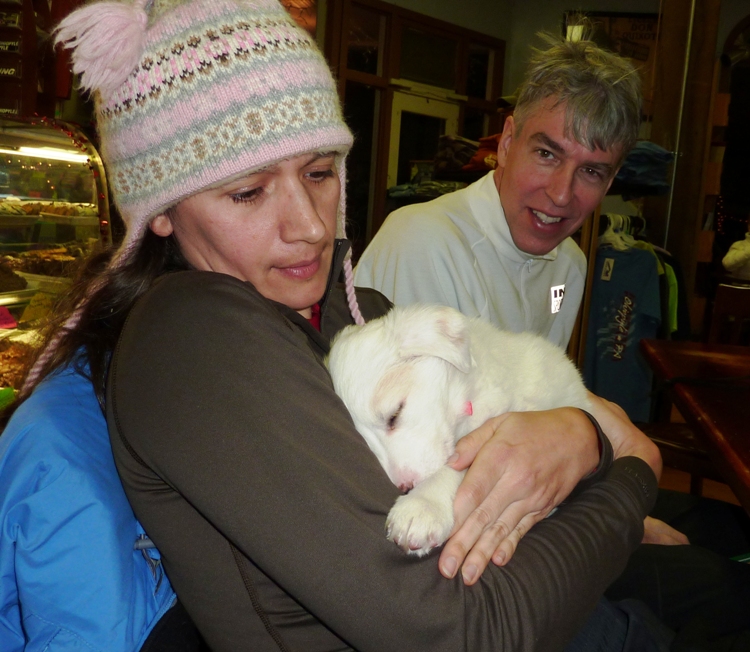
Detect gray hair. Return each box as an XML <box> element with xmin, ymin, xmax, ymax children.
<box><xmin>513</xmin><ymin>32</ymin><xmax>643</xmax><ymax>162</ymax></box>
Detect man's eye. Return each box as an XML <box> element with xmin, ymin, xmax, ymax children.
<box><xmin>581</xmin><ymin>167</ymin><xmax>603</xmax><ymax>180</ymax></box>
<box><xmin>537</xmin><ymin>149</ymin><xmax>554</xmax><ymax>160</ymax></box>
<box><xmin>230</xmin><ymin>188</ymin><xmax>262</xmax><ymax>204</ymax></box>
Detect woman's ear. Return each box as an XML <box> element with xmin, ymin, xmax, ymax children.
<box><xmin>150</xmin><ymin>213</ymin><xmax>174</xmax><ymax>237</ymax></box>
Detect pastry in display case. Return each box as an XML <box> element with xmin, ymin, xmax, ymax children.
<box><xmin>0</xmin><ymin>115</ymin><xmax>112</xmax><ymax>399</ymax></box>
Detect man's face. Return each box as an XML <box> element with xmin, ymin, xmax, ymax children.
<box><xmin>494</xmin><ymin>99</ymin><xmax>623</xmax><ymax>256</ymax></box>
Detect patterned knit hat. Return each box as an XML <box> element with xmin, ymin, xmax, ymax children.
<box><xmin>23</xmin><ymin>0</ymin><xmax>364</xmax><ymax>392</ymax></box>
<box><xmin>55</xmin><ymin>0</ymin><xmax>356</xmax><ymax>268</ymax></box>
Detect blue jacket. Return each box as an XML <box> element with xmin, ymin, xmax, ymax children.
<box><xmin>0</xmin><ymin>363</ymin><xmax>176</xmax><ymax>651</ymax></box>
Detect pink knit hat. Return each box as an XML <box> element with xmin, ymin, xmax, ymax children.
<box><xmin>56</xmin><ymin>0</ymin><xmax>355</xmax><ymax>262</ymax></box>
<box><xmin>23</xmin><ymin>0</ymin><xmax>363</xmax><ymax>391</ymax></box>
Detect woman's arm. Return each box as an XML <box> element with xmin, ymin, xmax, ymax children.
<box><xmin>108</xmin><ymin>272</ymin><xmax>657</xmax><ymax>651</ymax></box>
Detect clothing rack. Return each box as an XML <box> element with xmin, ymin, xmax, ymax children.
<box><xmin>597</xmin><ymin>213</ymin><xmax>648</xmax><ymax>239</ymax></box>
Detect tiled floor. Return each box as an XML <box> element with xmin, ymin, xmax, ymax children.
<box><xmin>659</xmin><ymin>465</ymin><xmax>741</xmax><ymax>505</ymax></box>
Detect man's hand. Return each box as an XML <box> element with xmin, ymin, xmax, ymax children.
<box><xmin>642</xmin><ymin>516</ymin><xmax>689</xmax><ymax>545</ymax></box>
<box><xmin>439</xmin><ymin>408</ymin><xmax>600</xmax><ymax>585</ymax></box>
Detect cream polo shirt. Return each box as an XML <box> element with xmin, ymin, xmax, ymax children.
<box><xmin>354</xmin><ymin>172</ymin><xmax>587</xmax><ymax>349</ymax></box>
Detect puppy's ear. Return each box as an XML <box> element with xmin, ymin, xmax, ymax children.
<box><xmin>397</xmin><ymin>306</ymin><xmax>472</xmax><ymax>373</ymax></box>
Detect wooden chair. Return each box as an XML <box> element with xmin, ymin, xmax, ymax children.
<box><xmin>638</xmin><ymin>419</ymin><xmax>722</xmax><ymax>496</ymax></box>
<box><xmin>639</xmin><ymin>283</ymin><xmax>750</xmax><ymax>495</ymax></box>
<box><xmin>708</xmin><ymin>283</ymin><xmax>750</xmax><ymax>345</ymax></box>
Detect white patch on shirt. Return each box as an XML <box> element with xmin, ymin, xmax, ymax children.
<box><xmin>601</xmin><ymin>258</ymin><xmax>615</xmax><ymax>282</ymax></box>
<box><xmin>550</xmin><ymin>285</ymin><xmax>565</xmax><ymax>314</ymax></box>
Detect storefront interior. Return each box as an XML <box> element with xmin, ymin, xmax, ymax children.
<box><xmin>1</xmin><ymin>0</ymin><xmax>749</xmax><ymax>499</ymax></box>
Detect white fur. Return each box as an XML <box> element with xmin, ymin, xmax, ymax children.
<box><xmin>326</xmin><ymin>304</ymin><xmax>591</xmax><ymax>556</ymax></box>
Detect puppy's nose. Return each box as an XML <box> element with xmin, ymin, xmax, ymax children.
<box><xmin>398</xmin><ymin>480</ymin><xmax>414</xmax><ymax>492</ymax></box>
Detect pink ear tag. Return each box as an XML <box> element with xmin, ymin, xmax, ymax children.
<box><xmin>464</xmin><ymin>401</ymin><xmax>473</xmax><ymax>416</ymax></box>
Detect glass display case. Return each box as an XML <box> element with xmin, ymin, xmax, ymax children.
<box><xmin>0</xmin><ymin>116</ymin><xmax>111</xmax><ymax>393</ymax></box>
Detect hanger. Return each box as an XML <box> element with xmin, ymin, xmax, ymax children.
<box><xmin>599</xmin><ymin>214</ymin><xmax>638</xmax><ymax>251</ymax></box>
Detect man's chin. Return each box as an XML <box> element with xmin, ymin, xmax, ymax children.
<box><xmin>511</xmin><ymin>232</ymin><xmax>564</xmax><ymax>257</ymax></box>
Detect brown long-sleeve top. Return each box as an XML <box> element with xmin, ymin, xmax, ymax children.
<box><xmin>107</xmin><ymin>241</ymin><xmax>657</xmax><ymax>652</ymax></box>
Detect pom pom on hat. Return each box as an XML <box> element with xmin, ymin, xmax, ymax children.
<box><xmin>54</xmin><ymin>0</ymin><xmax>149</xmax><ymax>96</ymax></box>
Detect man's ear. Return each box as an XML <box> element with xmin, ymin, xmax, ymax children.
<box><xmin>603</xmin><ymin>162</ymin><xmax>624</xmax><ymax>195</ymax></box>
<box><xmin>496</xmin><ymin>115</ymin><xmax>515</xmax><ymax>168</ymax></box>
<box><xmin>150</xmin><ymin>213</ymin><xmax>174</xmax><ymax>237</ymax></box>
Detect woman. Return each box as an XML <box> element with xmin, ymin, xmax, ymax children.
<box><xmin>1</xmin><ymin>0</ymin><xmax>666</xmax><ymax>650</ymax></box>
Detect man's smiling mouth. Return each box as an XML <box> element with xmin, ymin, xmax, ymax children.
<box><xmin>532</xmin><ymin>209</ymin><xmax>562</xmax><ymax>224</ymax></box>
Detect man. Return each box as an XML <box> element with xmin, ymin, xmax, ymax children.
<box><xmin>355</xmin><ymin>35</ymin><xmax>639</xmax><ymax>350</ymax></box>
<box><xmin>356</xmin><ymin>34</ymin><xmax>750</xmax><ymax>645</ymax></box>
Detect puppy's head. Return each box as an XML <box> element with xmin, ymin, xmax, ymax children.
<box><xmin>327</xmin><ymin>304</ymin><xmax>473</xmax><ymax>490</ymax></box>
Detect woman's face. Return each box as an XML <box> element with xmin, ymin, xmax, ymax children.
<box><xmin>151</xmin><ymin>152</ymin><xmax>340</xmax><ymax>317</ymax></box>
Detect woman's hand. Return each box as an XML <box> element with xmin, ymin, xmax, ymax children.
<box><xmin>439</xmin><ymin>408</ymin><xmax>600</xmax><ymax>585</ymax></box>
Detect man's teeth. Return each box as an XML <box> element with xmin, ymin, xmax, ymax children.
<box><xmin>532</xmin><ymin>210</ymin><xmax>562</xmax><ymax>224</ymax></box>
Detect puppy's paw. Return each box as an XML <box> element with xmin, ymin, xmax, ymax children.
<box><xmin>386</xmin><ymin>492</ymin><xmax>454</xmax><ymax>556</ymax></box>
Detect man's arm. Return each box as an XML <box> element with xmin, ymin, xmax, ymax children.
<box><xmin>586</xmin><ymin>393</ymin><xmax>688</xmax><ymax>546</ymax></box>
<box><xmin>441</xmin><ymin>396</ymin><xmax>670</xmax><ymax>584</ymax></box>
<box><xmin>585</xmin><ymin>391</ymin><xmax>661</xmax><ymax>479</ymax></box>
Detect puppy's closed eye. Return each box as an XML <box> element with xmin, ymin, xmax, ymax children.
<box><xmin>387</xmin><ymin>402</ymin><xmax>405</xmax><ymax>432</ymax></box>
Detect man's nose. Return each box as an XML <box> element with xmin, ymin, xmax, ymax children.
<box><xmin>546</xmin><ymin>165</ymin><xmax>575</xmax><ymax>207</ymax></box>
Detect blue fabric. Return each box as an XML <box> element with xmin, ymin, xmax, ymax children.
<box><xmin>583</xmin><ymin>247</ymin><xmax>661</xmax><ymax>423</ymax></box>
<box><xmin>614</xmin><ymin>141</ymin><xmax>674</xmax><ymax>200</ymax></box>
<box><xmin>0</xmin><ymin>363</ymin><xmax>176</xmax><ymax>652</ymax></box>
<box><xmin>564</xmin><ymin>598</ymin><xmax>673</xmax><ymax>652</ymax></box>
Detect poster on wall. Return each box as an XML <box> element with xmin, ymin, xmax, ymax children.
<box><xmin>563</xmin><ymin>12</ymin><xmax>659</xmax><ymax>117</ymax></box>
<box><xmin>280</xmin><ymin>0</ymin><xmax>317</xmax><ymax>38</ymax></box>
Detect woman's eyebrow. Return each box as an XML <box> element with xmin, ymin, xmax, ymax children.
<box><xmin>305</xmin><ymin>151</ymin><xmax>336</xmax><ymax>164</ymax></box>
<box><xmin>262</xmin><ymin>152</ymin><xmax>335</xmax><ymax>172</ymax></box>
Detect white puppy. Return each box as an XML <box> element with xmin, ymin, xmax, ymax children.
<box><xmin>326</xmin><ymin>304</ymin><xmax>591</xmax><ymax>556</ymax></box>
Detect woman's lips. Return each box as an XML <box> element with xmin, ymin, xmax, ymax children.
<box><xmin>276</xmin><ymin>257</ymin><xmax>321</xmax><ymax>280</ymax></box>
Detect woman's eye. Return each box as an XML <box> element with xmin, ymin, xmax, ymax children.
<box><xmin>307</xmin><ymin>169</ymin><xmax>335</xmax><ymax>183</ymax></box>
<box><xmin>230</xmin><ymin>188</ymin><xmax>262</xmax><ymax>204</ymax></box>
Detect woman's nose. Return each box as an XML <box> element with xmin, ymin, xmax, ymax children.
<box><xmin>546</xmin><ymin>165</ymin><xmax>575</xmax><ymax>207</ymax></box>
<box><xmin>281</xmin><ymin>184</ymin><xmax>327</xmax><ymax>244</ymax></box>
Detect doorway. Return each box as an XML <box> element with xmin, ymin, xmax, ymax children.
<box><xmin>387</xmin><ymin>90</ymin><xmax>460</xmax><ymax>190</ymax></box>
